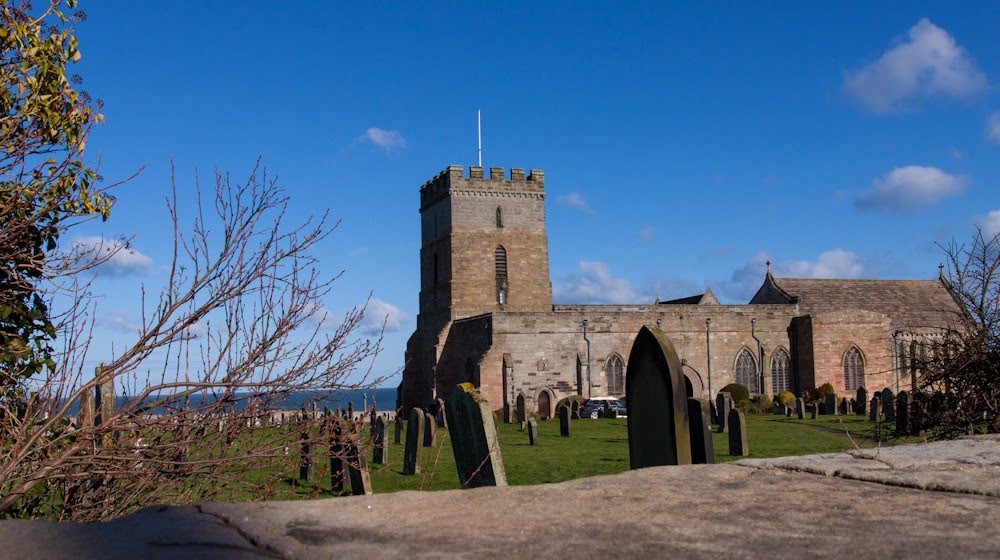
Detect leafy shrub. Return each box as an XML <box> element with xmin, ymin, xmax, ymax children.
<box><xmin>777</xmin><ymin>391</ymin><xmax>796</xmax><ymax>406</ymax></box>
<box><xmin>719</xmin><ymin>383</ymin><xmax>750</xmax><ymax>405</ymax></box>
<box><xmin>555</xmin><ymin>394</ymin><xmax>586</xmax><ymax>410</ymax></box>
<box><xmin>817</xmin><ymin>383</ymin><xmax>836</xmax><ymax>397</ymax></box>
<box><xmin>745</xmin><ymin>393</ymin><xmax>772</xmax><ymax>415</ymax></box>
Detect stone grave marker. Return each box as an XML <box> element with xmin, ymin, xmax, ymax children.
<box><xmin>716</xmin><ymin>392</ymin><xmax>732</xmax><ymax>433</ymax></box>
<box><xmin>785</xmin><ymin>405</ymin><xmax>792</xmax><ymax>418</ymax></box>
<box><xmin>402</xmin><ymin>407</ymin><xmax>424</xmax><ymax>475</ymax></box>
<box><xmin>625</xmin><ymin>326</ymin><xmax>692</xmax><ymax>469</ymax></box>
<box><xmin>856</xmin><ymin>387</ymin><xmax>868</xmax><ymax>416</ymax></box>
<box><xmin>727</xmin><ymin>408</ymin><xmax>748</xmax><ymax>457</ymax></box>
<box><xmin>344</xmin><ymin>432</ymin><xmax>373</xmax><ymax>496</ymax></box>
<box><xmin>796</xmin><ymin>398</ymin><xmax>805</xmax><ymax>419</ymax></box>
<box><xmin>839</xmin><ymin>398</ymin><xmax>849</xmax><ymax>415</ymax></box>
<box><xmin>880</xmin><ymin>388</ymin><xmax>894</xmax><ymax>407</ymax></box>
<box><xmin>571</xmin><ymin>400</ymin><xmax>581</xmax><ymax>420</ymax></box>
<box><xmin>445</xmin><ymin>382</ymin><xmax>507</xmax><ymax>488</ymax></box>
<box><xmin>869</xmin><ymin>397</ymin><xmax>881</xmax><ymax>422</ymax></box>
<box><xmin>515</xmin><ymin>393</ymin><xmax>526</xmax><ymax>424</ymax></box>
<box><xmin>895</xmin><ymin>391</ymin><xmax>910</xmax><ymax>436</ymax></box>
<box><xmin>558</xmin><ymin>405</ymin><xmax>571</xmax><ymax>437</ymax></box>
<box><xmin>687</xmin><ymin>398</ymin><xmax>714</xmax><ymax>464</ymax></box>
<box><xmin>329</xmin><ymin>415</ymin><xmax>345</xmax><ymax>491</ymax></box>
<box><xmin>394</xmin><ymin>412</ymin><xmax>403</xmax><ymax>444</ymax></box>
<box><xmin>527</xmin><ymin>418</ymin><xmax>538</xmax><ymax>445</ymax></box>
<box><xmin>372</xmin><ymin>416</ymin><xmax>388</xmax><ymax>465</ymax></box>
<box><xmin>435</xmin><ymin>398</ymin><xmax>447</xmax><ymax>428</ymax></box>
<box><xmin>519</xmin><ymin>420</ymin><xmax>526</xmax><ymax>430</ymax></box>
<box><xmin>423</xmin><ymin>411</ymin><xmax>436</xmax><ymax>447</ymax></box>
<box><xmin>298</xmin><ymin>410</ymin><xmax>313</xmax><ymax>482</ymax></box>
<box><xmin>825</xmin><ymin>394</ymin><xmax>838</xmax><ymax>416</ymax></box>
<box><xmin>884</xmin><ymin>396</ymin><xmax>896</xmax><ymax>422</ymax></box>
<box><xmin>347</xmin><ymin>401</ymin><xmax>354</xmax><ymax>421</ymax></box>
<box><xmin>810</xmin><ymin>404</ymin><xmax>818</xmax><ymax>420</ymax></box>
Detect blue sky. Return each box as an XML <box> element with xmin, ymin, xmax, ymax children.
<box><xmin>68</xmin><ymin>2</ymin><xmax>1000</xmax><ymax>386</ymax></box>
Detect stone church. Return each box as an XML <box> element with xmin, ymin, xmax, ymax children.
<box><xmin>400</xmin><ymin>165</ymin><xmax>963</xmax><ymax>417</ymax></box>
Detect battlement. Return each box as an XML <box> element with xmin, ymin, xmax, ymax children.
<box><xmin>420</xmin><ymin>165</ymin><xmax>545</xmax><ymax>209</ymax></box>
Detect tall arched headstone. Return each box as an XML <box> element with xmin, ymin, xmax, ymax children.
<box><xmin>445</xmin><ymin>382</ymin><xmax>507</xmax><ymax>488</ymax></box>
<box><xmin>402</xmin><ymin>407</ymin><xmax>424</xmax><ymax>475</ymax></box>
<box><xmin>625</xmin><ymin>326</ymin><xmax>692</xmax><ymax>469</ymax></box>
<box><xmin>515</xmin><ymin>393</ymin><xmax>526</xmax><ymax>424</ymax></box>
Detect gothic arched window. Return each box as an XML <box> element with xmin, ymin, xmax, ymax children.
<box><xmin>734</xmin><ymin>348</ymin><xmax>757</xmax><ymax>394</ymax></box>
<box><xmin>606</xmin><ymin>354</ymin><xmax>624</xmax><ymax>395</ymax></box>
<box><xmin>771</xmin><ymin>348</ymin><xmax>791</xmax><ymax>394</ymax></box>
<box><xmin>496</xmin><ymin>206</ymin><xmax>503</xmax><ymax>228</ymax></box>
<box><xmin>844</xmin><ymin>346</ymin><xmax>865</xmax><ymax>392</ymax></box>
<box><xmin>494</xmin><ymin>245</ymin><xmax>508</xmax><ymax>305</ymax></box>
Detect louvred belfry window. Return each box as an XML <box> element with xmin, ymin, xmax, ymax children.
<box><xmin>495</xmin><ymin>245</ymin><xmax>507</xmax><ymax>305</ymax></box>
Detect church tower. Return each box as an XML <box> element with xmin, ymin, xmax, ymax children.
<box><xmin>402</xmin><ymin>165</ymin><xmax>553</xmax><ymax>409</ymax></box>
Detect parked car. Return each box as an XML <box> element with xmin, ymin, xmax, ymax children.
<box><xmin>579</xmin><ymin>397</ymin><xmax>627</xmax><ymax>419</ymax></box>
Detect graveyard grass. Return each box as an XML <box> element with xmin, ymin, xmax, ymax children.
<box><xmin>275</xmin><ymin>414</ymin><xmax>913</xmax><ymax>497</ymax></box>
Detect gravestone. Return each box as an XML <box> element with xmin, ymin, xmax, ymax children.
<box><xmin>856</xmin><ymin>387</ymin><xmax>868</xmax><ymax>416</ymax></box>
<box><xmin>515</xmin><ymin>394</ymin><xmax>526</xmax><ymax>424</ymax></box>
<box><xmin>810</xmin><ymin>404</ymin><xmax>818</xmax><ymax>420</ymax></box>
<box><xmin>869</xmin><ymin>397</ymin><xmax>881</xmax><ymax>422</ymax></box>
<box><xmin>571</xmin><ymin>401</ymin><xmax>581</xmax><ymax>420</ymax></box>
<box><xmin>402</xmin><ymin>407</ymin><xmax>424</xmax><ymax>475</ymax></box>
<box><xmin>895</xmin><ymin>391</ymin><xmax>910</xmax><ymax>436</ymax></box>
<box><xmin>602</xmin><ymin>401</ymin><xmax>612</xmax><ymax>418</ymax></box>
<box><xmin>849</xmin><ymin>398</ymin><xmax>856</xmax><ymax>414</ymax></box>
<box><xmin>880</xmin><ymin>388</ymin><xmax>894</xmax><ymax>407</ymax></box>
<box><xmin>625</xmin><ymin>326</ymin><xmax>692</xmax><ymax>469</ymax></box>
<box><xmin>445</xmin><ymin>382</ymin><xmax>508</xmax><ymax>488</ymax></box>
<box><xmin>519</xmin><ymin>420</ymin><xmax>526</xmax><ymax>430</ymax></box>
<box><xmin>883</xmin><ymin>396</ymin><xmax>896</xmax><ymax>422</ymax></box>
<box><xmin>785</xmin><ymin>405</ymin><xmax>792</xmax><ymax>418</ymax></box>
<box><xmin>298</xmin><ymin>411</ymin><xmax>313</xmax><ymax>482</ymax></box>
<box><xmin>527</xmin><ymin>418</ymin><xmax>538</xmax><ymax>445</ymax></box>
<box><xmin>558</xmin><ymin>405</ymin><xmax>571</xmax><ymax>437</ymax></box>
<box><xmin>796</xmin><ymin>398</ymin><xmax>805</xmax><ymax>420</ymax></box>
<box><xmin>687</xmin><ymin>398</ymin><xmax>714</xmax><ymax>464</ymax></box>
<box><xmin>435</xmin><ymin>398</ymin><xmax>447</xmax><ymax>428</ymax></box>
<box><xmin>910</xmin><ymin>392</ymin><xmax>925</xmax><ymax>436</ymax></box>
<box><xmin>503</xmin><ymin>403</ymin><xmax>513</xmax><ymax>424</ymax></box>
<box><xmin>839</xmin><ymin>398</ymin><xmax>849</xmax><ymax>415</ymax></box>
<box><xmin>347</xmin><ymin>401</ymin><xmax>354</xmax><ymax>421</ymax></box>
<box><xmin>344</xmin><ymin>432</ymin><xmax>373</xmax><ymax>495</ymax></box>
<box><xmin>727</xmin><ymin>409</ymin><xmax>748</xmax><ymax>457</ymax></box>
<box><xmin>372</xmin><ymin>416</ymin><xmax>388</xmax><ymax>465</ymax></box>
<box><xmin>329</xmin><ymin>416</ymin><xmax>345</xmax><ymax>491</ymax></box>
<box><xmin>394</xmin><ymin>412</ymin><xmax>403</xmax><ymax>444</ymax></box>
<box><xmin>716</xmin><ymin>392</ymin><xmax>732</xmax><ymax>433</ymax></box>
<box><xmin>825</xmin><ymin>394</ymin><xmax>838</xmax><ymax>416</ymax></box>
<box><xmin>423</xmin><ymin>412</ymin><xmax>436</xmax><ymax>447</ymax></box>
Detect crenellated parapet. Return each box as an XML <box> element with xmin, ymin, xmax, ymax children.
<box><xmin>420</xmin><ymin>165</ymin><xmax>544</xmax><ymax>210</ymax></box>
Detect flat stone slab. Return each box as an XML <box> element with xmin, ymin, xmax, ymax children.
<box><xmin>2</xmin><ymin>436</ymin><xmax>999</xmax><ymax>559</ymax></box>
<box><xmin>738</xmin><ymin>434</ymin><xmax>1000</xmax><ymax>497</ymax></box>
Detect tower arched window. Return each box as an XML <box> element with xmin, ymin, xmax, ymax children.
<box><xmin>496</xmin><ymin>206</ymin><xmax>503</xmax><ymax>228</ymax></box>
<box><xmin>606</xmin><ymin>354</ymin><xmax>624</xmax><ymax>395</ymax></box>
<box><xmin>734</xmin><ymin>348</ymin><xmax>757</xmax><ymax>394</ymax></box>
<box><xmin>844</xmin><ymin>346</ymin><xmax>865</xmax><ymax>392</ymax></box>
<box><xmin>771</xmin><ymin>348</ymin><xmax>791</xmax><ymax>394</ymax></box>
<box><xmin>494</xmin><ymin>245</ymin><xmax>508</xmax><ymax>305</ymax></box>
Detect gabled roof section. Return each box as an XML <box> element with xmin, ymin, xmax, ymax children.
<box><xmin>658</xmin><ymin>288</ymin><xmax>719</xmax><ymax>306</ymax></box>
<box><xmin>753</xmin><ymin>275</ymin><xmax>962</xmax><ymax>329</ymax></box>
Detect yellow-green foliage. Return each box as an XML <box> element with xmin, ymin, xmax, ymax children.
<box><xmin>778</xmin><ymin>391</ymin><xmax>796</xmax><ymax>406</ymax></box>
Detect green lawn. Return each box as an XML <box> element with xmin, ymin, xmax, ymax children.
<box><xmin>284</xmin><ymin>413</ymin><xmax>902</xmax><ymax>496</ymax></box>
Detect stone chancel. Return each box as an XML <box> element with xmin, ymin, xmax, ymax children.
<box><xmin>401</xmin><ymin>166</ymin><xmax>963</xmax><ymax>414</ymax></box>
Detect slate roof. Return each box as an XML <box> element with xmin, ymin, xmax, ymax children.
<box><xmin>750</xmin><ymin>274</ymin><xmax>963</xmax><ymax>329</ymax></box>
<box><xmin>658</xmin><ymin>288</ymin><xmax>719</xmax><ymax>306</ymax></box>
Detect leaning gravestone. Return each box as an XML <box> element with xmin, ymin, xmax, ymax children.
<box><xmin>402</xmin><ymin>407</ymin><xmax>424</xmax><ymax>475</ymax></box>
<box><xmin>869</xmin><ymin>397</ymin><xmax>881</xmax><ymax>422</ymax></box>
<box><xmin>558</xmin><ymin>405</ymin><xmax>571</xmax><ymax>437</ymax></box>
<box><xmin>372</xmin><ymin>416</ymin><xmax>388</xmax><ymax>465</ymax></box>
<box><xmin>423</xmin><ymin>411</ymin><xmax>436</xmax><ymax>447</ymax></box>
<box><xmin>625</xmin><ymin>326</ymin><xmax>692</xmax><ymax>469</ymax></box>
<box><xmin>435</xmin><ymin>398</ymin><xmax>447</xmax><ymax>428</ymax></box>
<box><xmin>687</xmin><ymin>398</ymin><xmax>714</xmax><ymax>464</ymax></box>
<box><xmin>527</xmin><ymin>418</ymin><xmax>538</xmax><ymax>445</ymax></box>
<box><xmin>895</xmin><ymin>390</ymin><xmax>910</xmax><ymax>436</ymax></box>
<box><xmin>344</xmin><ymin>432</ymin><xmax>373</xmax><ymax>495</ymax></box>
<box><xmin>796</xmin><ymin>398</ymin><xmax>805</xmax><ymax>420</ymax></box>
<box><xmin>856</xmin><ymin>387</ymin><xmax>868</xmax><ymax>416</ymax></box>
<box><xmin>727</xmin><ymin>408</ymin><xmax>748</xmax><ymax>457</ymax></box>
<box><xmin>445</xmin><ymin>382</ymin><xmax>507</xmax><ymax>488</ymax></box>
<box><xmin>825</xmin><ymin>394</ymin><xmax>838</xmax><ymax>416</ymax></box>
<box><xmin>716</xmin><ymin>392</ymin><xmax>732</xmax><ymax>433</ymax></box>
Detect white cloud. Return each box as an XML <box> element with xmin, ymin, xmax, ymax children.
<box><xmin>981</xmin><ymin>210</ymin><xmax>1000</xmax><ymax>237</ymax></box>
<box><xmin>71</xmin><ymin>236</ymin><xmax>152</xmax><ymax>276</ymax></box>
<box><xmin>357</xmin><ymin>127</ymin><xmax>407</xmax><ymax>153</ymax></box>
<box><xmin>555</xmin><ymin>192</ymin><xmax>594</xmax><ymax>214</ymax></box>
<box><xmin>717</xmin><ymin>250</ymin><xmax>871</xmax><ymax>301</ymax></box>
<box><xmin>181</xmin><ymin>321</ymin><xmax>207</xmax><ymax>340</ymax></box>
<box><xmin>988</xmin><ymin>113</ymin><xmax>1000</xmax><ymax>144</ymax></box>
<box><xmin>635</xmin><ymin>227</ymin><xmax>654</xmax><ymax>241</ymax></box>
<box><xmin>856</xmin><ymin>166</ymin><xmax>965</xmax><ymax>212</ymax></box>
<box><xmin>97</xmin><ymin>310</ymin><xmax>141</xmax><ymax>334</ymax></box>
<box><xmin>554</xmin><ymin>261</ymin><xmax>644</xmax><ymax>304</ymax></box>
<box><xmin>360</xmin><ymin>298</ymin><xmax>408</xmax><ymax>335</ymax></box>
<box><xmin>307</xmin><ymin>305</ymin><xmax>338</xmax><ymax>330</ymax></box>
<box><xmin>843</xmin><ymin>18</ymin><xmax>986</xmax><ymax>113</ymax></box>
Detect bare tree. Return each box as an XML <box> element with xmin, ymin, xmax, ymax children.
<box><xmin>0</xmin><ymin>163</ymin><xmax>386</xmax><ymax>520</ymax></box>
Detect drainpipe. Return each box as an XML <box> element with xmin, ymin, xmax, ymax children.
<box><xmin>582</xmin><ymin>319</ymin><xmax>592</xmax><ymax>398</ymax></box>
<box><xmin>705</xmin><ymin>318</ymin><xmax>712</xmax><ymax>399</ymax></box>
<box><xmin>751</xmin><ymin>318</ymin><xmax>764</xmax><ymax>395</ymax></box>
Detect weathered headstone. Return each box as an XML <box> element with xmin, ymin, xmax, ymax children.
<box><xmin>435</xmin><ymin>398</ymin><xmax>447</xmax><ymax>428</ymax></box>
<box><xmin>727</xmin><ymin>408</ymin><xmax>748</xmax><ymax>457</ymax></box>
<box><xmin>444</xmin><ymin>382</ymin><xmax>507</xmax><ymax>488</ymax></box>
<box><xmin>372</xmin><ymin>416</ymin><xmax>388</xmax><ymax>465</ymax></box>
<box><xmin>94</xmin><ymin>366</ymin><xmax>115</xmax><ymax>447</ymax></box>
<box><xmin>796</xmin><ymin>398</ymin><xmax>805</xmax><ymax>419</ymax></box>
<box><xmin>869</xmin><ymin>397</ymin><xmax>881</xmax><ymax>422</ymax></box>
<box><xmin>347</xmin><ymin>401</ymin><xmax>354</xmax><ymax>421</ymax></box>
<box><xmin>839</xmin><ymin>398</ymin><xmax>849</xmax><ymax>415</ymax></box>
<box><xmin>810</xmin><ymin>404</ymin><xmax>818</xmax><ymax>420</ymax></box>
<box><xmin>344</xmin><ymin>432</ymin><xmax>373</xmax><ymax>496</ymax></box>
<box><xmin>895</xmin><ymin>390</ymin><xmax>910</xmax><ymax>436</ymax></box>
<box><xmin>423</xmin><ymin>411</ymin><xmax>436</xmax><ymax>447</ymax></box>
<box><xmin>884</xmin><ymin>395</ymin><xmax>897</xmax><ymax>422</ymax></box>
<box><xmin>558</xmin><ymin>405</ymin><xmax>571</xmax><ymax>437</ymax></box>
<box><xmin>298</xmin><ymin>410</ymin><xmax>313</xmax><ymax>482</ymax></box>
<box><xmin>519</xmin><ymin>420</ymin><xmax>526</xmax><ymax>430</ymax></box>
<box><xmin>785</xmin><ymin>405</ymin><xmax>792</xmax><ymax>418</ymax></box>
<box><xmin>687</xmin><ymin>398</ymin><xmax>714</xmax><ymax>464</ymax></box>
<box><xmin>880</xmin><ymin>388</ymin><xmax>894</xmax><ymax>407</ymax></box>
<box><xmin>329</xmin><ymin>415</ymin><xmax>345</xmax><ymax>491</ymax></box>
<box><xmin>527</xmin><ymin>418</ymin><xmax>538</xmax><ymax>445</ymax></box>
<box><xmin>393</xmin><ymin>412</ymin><xmax>403</xmax><ymax>444</ymax></box>
<box><xmin>625</xmin><ymin>326</ymin><xmax>692</xmax><ymax>468</ymax></box>
<box><xmin>571</xmin><ymin>400</ymin><xmax>581</xmax><ymax>420</ymax></box>
<box><xmin>515</xmin><ymin>393</ymin><xmax>526</xmax><ymax>424</ymax></box>
<box><xmin>910</xmin><ymin>391</ymin><xmax>925</xmax><ymax>436</ymax></box>
<box><xmin>716</xmin><ymin>392</ymin><xmax>732</xmax><ymax>433</ymax></box>
<box><xmin>849</xmin><ymin>398</ymin><xmax>856</xmax><ymax>414</ymax></box>
<box><xmin>402</xmin><ymin>407</ymin><xmax>424</xmax><ymax>475</ymax></box>
<box><xmin>856</xmin><ymin>387</ymin><xmax>868</xmax><ymax>416</ymax></box>
<box><xmin>503</xmin><ymin>402</ymin><xmax>513</xmax><ymax>424</ymax></box>
<box><xmin>825</xmin><ymin>394</ymin><xmax>838</xmax><ymax>416</ymax></box>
